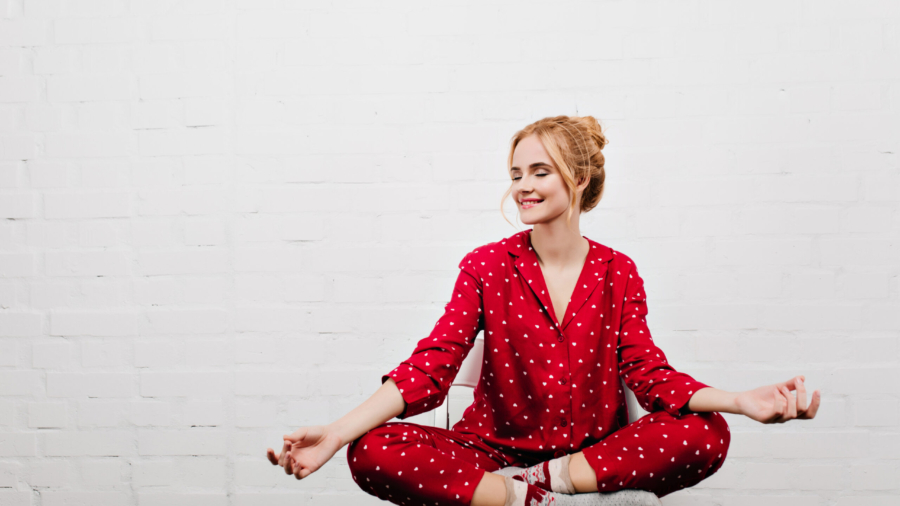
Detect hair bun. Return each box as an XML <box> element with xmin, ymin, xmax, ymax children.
<box><xmin>583</xmin><ymin>116</ymin><xmax>609</xmax><ymax>150</ymax></box>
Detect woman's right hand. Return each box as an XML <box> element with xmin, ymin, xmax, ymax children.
<box><xmin>266</xmin><ymin>425</ymin><xmax>344</xmax><ymax>480</ymax></box>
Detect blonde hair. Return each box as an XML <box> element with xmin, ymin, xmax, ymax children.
<box><xmin>502</xmin><ymin>115</ymin><xmax>609</xmax><ymax>228</ymax></box>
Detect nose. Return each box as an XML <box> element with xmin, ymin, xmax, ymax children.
<box><xmin>514</xmin><ymin>174</ymin><xmax>535</xmax><ymax>189</ymax></box>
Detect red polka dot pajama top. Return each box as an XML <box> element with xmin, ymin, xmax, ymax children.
<box><xmin>385</xmin><ymin>228</ymin><xmax>710</xmax><ymax>449</ymax></box>
<box><xmin>366</xmin><ymin>228</ymin><xmax>730</xmax><ymax>502</ymax></box>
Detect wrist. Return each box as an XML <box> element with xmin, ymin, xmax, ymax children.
<box><xmin>326</xmin><ymin>422</ymin><xmax>349</xmax><ymax>447</ymax></box>
<box><xmin>711</xmin><ymin>389</ymin><xmax>741</xmax><ymax>414</ymax></box>
<box><xmin>731</xmin><ymin>390</ymin><xmax>746</xmax><ymax>416</ymax></box>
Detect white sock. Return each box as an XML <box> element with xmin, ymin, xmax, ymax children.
<box><xmin>507</xmin><ymin>454</ymin><xmax>576</xmax><ymax>494</ymax></box>
<box><xmin>503</xmin><ymin>475</ymin><xmax>526</xmax><ymax>506</ymax></box>
<box><xmin>548</xmin><ymin>454</ymin><xmax>576</xmax><ymax>494</ymax></box>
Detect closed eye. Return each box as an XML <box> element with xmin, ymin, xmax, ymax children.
<box><xmin>512</xmin><ymin>173</ymin><xmax>548</xmax><ymax>181</ymax></box>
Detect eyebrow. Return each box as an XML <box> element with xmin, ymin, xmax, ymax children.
<box><xmin>509</xmin><ymin>162</ymin><xmax>552</xmax><ymax>172</ymax></box>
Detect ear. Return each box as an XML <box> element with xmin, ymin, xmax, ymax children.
<box><xmin>576</xmin><ymin>176</ymin><xmax>589</xmax><ymax>192</ymax></box>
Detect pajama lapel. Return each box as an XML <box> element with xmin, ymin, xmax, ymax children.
<box><xmin>558</xmin><ymin>247</ymin><xmax>612</xmax><ymax>332</ymax></box>
<box><xmin>510</xmin><ymin>244</ymin><xmax>560</xmax><ymax>329</ymax></box>
<box><xmin>505</xmin><ymin>229</ymin><xmax>614</xmax><ymax>332</ymax></box>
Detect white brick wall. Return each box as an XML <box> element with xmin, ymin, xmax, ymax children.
<box><xmin>0</xmin><ymin>1</ymin><xmax>898</xmax><ymax>504</ymax></box>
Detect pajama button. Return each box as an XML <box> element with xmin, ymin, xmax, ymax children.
<box><xmin>557</xmin><ymin>335</ymin><xmax>565</xmax><ymax>342</ymax></box>
<box><xmin>560</xmin><ymin>418</ymin><xmax>568</xmax><ymax>427</ymax></box>
<box><xmin>554</xmin><ymin>450</ymin><xmax>566</xmax><ymax>458</ymax></box>
<box><xmin>559</xmin><ymin>378</ymin><xmax>567</xmax><ymax>385</ymax></box>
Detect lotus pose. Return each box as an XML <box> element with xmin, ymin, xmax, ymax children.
<box><xmin>267</xmin><ymin>115</ymin><xmax>820</xmax><ymax>506</ymax></box>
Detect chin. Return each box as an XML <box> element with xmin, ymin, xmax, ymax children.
<box><xmin>520</xmin><ymin>215</ymin><xmax>549</xmax><ymax>226</ymax></box>
<box><xmin>520</xmin><ymin>206</ymin><xmax>563</xmax><ymax>226</ymax></box>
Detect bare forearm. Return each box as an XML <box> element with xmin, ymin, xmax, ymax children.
<box><xmin>328</xmin><ymin>377</ymin><xmax>406</xmax><ymax>447</ymax></box>
<box><xmin>687</xmin><ymin>387</ymin><xmax>740</xmax><ymax>414</ymax></box>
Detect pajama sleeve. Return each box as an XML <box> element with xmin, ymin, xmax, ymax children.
<box><xmin>616</xmin><ymin>261</ymin><xmax>711</xmax><ymax>417</ymax></box>
<box><xmin>382</xmin><ymin>250</ymin><xmax>485</xmax><ymax>420</ymax></box>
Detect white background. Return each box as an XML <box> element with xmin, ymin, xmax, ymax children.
<box><xmin>1</xmin><ymin>0</ymin><xmax>898</xmax><ymax>505</ymax></box>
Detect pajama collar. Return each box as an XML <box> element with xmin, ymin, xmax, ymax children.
<box><xmin>501</xmin><ymin>228</ymin><xmax>615</xmax><ymax>332</ymax></box>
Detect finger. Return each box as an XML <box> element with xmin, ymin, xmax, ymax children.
<box><xmin>279</xmin><ymin>440</ymin><xmax>290</xmax><ymax>467</ymax></box>
<box><xmin>284</xmin><ymin>455</ymin><xmax>294</xmax><ymax>475</ymax></box>
<box><xmin>778</xmin><ymin>375</ymin><xmax>802</xmax><ymax>392</ymax></box>
<box><xmin>267</xmin><ymin>448</ymin><xmax>279</xmax><ymax>465</ymax></box>
<box><xmin>769</xmin><ymin>387</ymin><xmax>787</xmax><ymax>423</ymax></box>
<box><xmin>284</xmin><ymin>441</ymin><xmax>294</xmax><ymax>468</ymax></box>
<box><xmin>762</xmin><ymin>389</ymin><xmax>781</xmax><ymax>424</ymax></box>
<box><xmin>782</xmin><ymin>385</ymin><xmax>797</xmax><ymax>420</ymax></box>
<box><xmin>802</xmin><ymin>390</ymin><xmax>821</xmax><ymax>419</ymax></box>
<box><xmin>776</xmin><ymin>387</ymin><xmax>792</xmax><ymax>423</ymax></box>
<box><xmin>795</xmin><ymin>377</ymin><xmax>808</xmax><ymax>414</ymax></box>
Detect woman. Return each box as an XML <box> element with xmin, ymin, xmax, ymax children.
<box><xmin>266</xmin><ymin>115</ymin><xmax>821</xmax><ymax>506</ymax></box>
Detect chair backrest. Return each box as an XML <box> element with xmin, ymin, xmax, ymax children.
<box><xmin>432</xmin><ymin>336</ymin><xmax>648</xmax><ymax>429</ymax></box>
<box><xmin>432</xmin><ymin>337</ymin><xmax>483</xmax><ymax>428</ymax></box>
<box><xmin>622</xmin><ymin>377</ymin><xmax>649</xmax><ymax>422</ymax></box>
<box><xmin>454</xmin><ymin>336</ymin><xmax>484</xmax><ymax>388</ymax></box>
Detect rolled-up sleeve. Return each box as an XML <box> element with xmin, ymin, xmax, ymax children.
<box><xmin>382</xmin><ymin>250</ymin><xmax>484</xmax><ymax>419</ymax></box>
<box><xmin>617</xmin><ymin>261</ymin><xmax>711</xmax><ymax>417</ymax></box>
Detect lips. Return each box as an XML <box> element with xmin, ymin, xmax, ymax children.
<box><xmin>521</xmin><ymin>200</ymin><xmax>543</xmax><ymax>209</ymax></box>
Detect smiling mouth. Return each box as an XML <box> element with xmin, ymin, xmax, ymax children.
<box><xmin>521</xmin><ymin>200</ymin><xmax>543</xmax><ymax>208</ymax></box>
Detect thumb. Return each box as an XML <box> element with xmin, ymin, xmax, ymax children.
<box><xmin>284</xmin><ymin>428</ymin><xmax>307</xmax><ymax>443</ymax></box>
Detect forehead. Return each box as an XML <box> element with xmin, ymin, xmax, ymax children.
<box><xmin>511</xmin><ymin>134</ymin><xmax>553</xmax><ymax>169</ymax></box>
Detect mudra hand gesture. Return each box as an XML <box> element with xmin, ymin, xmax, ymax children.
<box><xmin>736</xmin><ymin>375</ymin><xmax>820</xmax><ymax>423</ymax></box>
<box><xmin>266</xmin><ymin>425</ymin><xmax>343</xmax><ymax>480</ymax></box>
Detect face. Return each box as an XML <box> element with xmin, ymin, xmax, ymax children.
<box><xmin>509</xmin><ymin>134</ymin><xmax>582</xmax><ymax>225</ymax></box>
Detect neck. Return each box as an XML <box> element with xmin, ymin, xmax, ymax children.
<box><xmin>529</xmin><ymin>224</ymin><xmax>589</xmax><ymax>268</ymax></box>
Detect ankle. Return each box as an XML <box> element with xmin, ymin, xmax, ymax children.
<box><xmin>502</xmin><ymin>475</ymin><xmax>519</xmax><ymax>506</ymax></box>
<box><xmin>557</xmin><ymin>454</ymin><xmax>577</xmax><ymax>494</ymax></box>
<box><xmin>567</xmin><ymin>452</ymin><xmax>594</xmax><ymax>493</ymax></box>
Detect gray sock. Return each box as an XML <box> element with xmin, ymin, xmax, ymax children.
<box><xmin>494</xmin><ymin>465</ymin><xmax>526</xmax><ymax>478</ymax></box>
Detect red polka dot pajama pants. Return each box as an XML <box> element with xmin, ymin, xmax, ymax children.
<box><xmin>346</xmin><ymin>410</ymin><xmax>730</xmax><ymax>506</ymax></box>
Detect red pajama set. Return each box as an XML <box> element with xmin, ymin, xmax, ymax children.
<box><xmin>347</xmin><ymin>229</ymin><xmax>730</xmax><ymax>505</ymax></box>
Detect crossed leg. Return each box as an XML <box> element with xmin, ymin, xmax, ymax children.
<box><xmin>347</xmin><ymin>421</ymin><xmax>520</xmax><ymax>506</ymax></box>
<box><xmin>577</xmin><ymin>410</ymin><xmax>731</xmax><ymax>498</ymax></box>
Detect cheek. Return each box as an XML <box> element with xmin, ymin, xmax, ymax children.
<box><xmin>544</xmin><ymin>189</ymin><xmax>570</xmax><ymax>208</ymax></box>
<box><xmin>547</xmin><ymin>180</ymin><xmax>570</xmax><ymax>199</ymax></box>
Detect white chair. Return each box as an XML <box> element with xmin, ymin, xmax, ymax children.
<box><xmin>433</xmin><ymin>336</ymin><xmax>649</xmax><ymax>429</ymax></box>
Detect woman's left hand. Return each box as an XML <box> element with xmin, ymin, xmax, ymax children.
<box><xmin>734</xmin><ymin>375</ymin><xmax>820</xmax><ymax>423</ymax></box>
